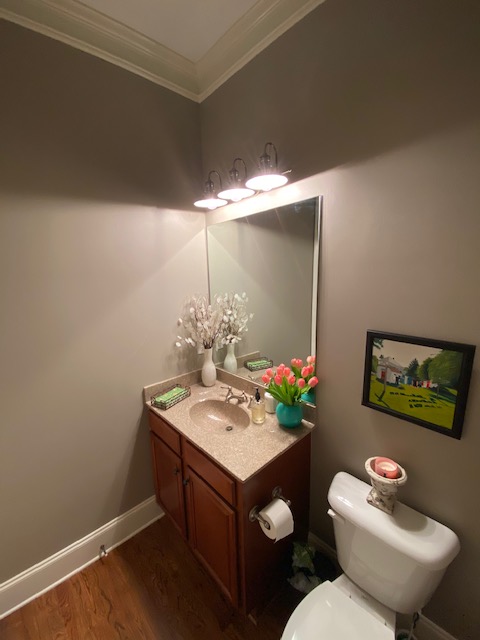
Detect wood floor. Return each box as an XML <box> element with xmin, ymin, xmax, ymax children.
<box><xmin>0</xmin><ymin>516</ymin><xmax>304</xmax><ymax>639</ymax></box>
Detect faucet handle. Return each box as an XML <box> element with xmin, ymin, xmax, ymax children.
<box><xmin>221</xmin><ymin>385</ymin><xmax>233</xmax><ymax>401</ymax></box>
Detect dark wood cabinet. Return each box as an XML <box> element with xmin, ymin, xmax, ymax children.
<box><xmin>185</xmin><ymin>468</ymin><xmax>238</xmax><ymax>605</ymax></box>
<box><xmin>151</xmin><ymin>433</ymin><xmax>186</xmax><ymax>537</ymax></box>
<box><xmin>148</xmin><ymin>409</ymin><xmax>311</xmax><ymax>613</ymax></box>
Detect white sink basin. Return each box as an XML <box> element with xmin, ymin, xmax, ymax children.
<box><xmin>189</xmin><ymin>399</ymin><xmax>250</xmax><ymax>432</ymax></box>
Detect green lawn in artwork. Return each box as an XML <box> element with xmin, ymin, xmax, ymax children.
<box><xmin>369</xmin><ymin>375</ymin><xmax>457</xmax><ymax>429</ymax></box>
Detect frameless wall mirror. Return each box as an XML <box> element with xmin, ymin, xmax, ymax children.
<box><xmin>207</xmin><ymin>197</ymin><xmax>321</xmax><ymax>403</ymax></box>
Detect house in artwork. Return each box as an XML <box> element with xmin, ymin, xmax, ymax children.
<box><xmin>376</xmin><ymin>357</ymin><xmax>405</xmax><ymax>385</ymax></box>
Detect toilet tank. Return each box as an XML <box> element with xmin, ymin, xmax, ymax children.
<box><xmin>327</xmin><ymin>472</ymin><xmax>460</xmax><ymax>614</ymax></box>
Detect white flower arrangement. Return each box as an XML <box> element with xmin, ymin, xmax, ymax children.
<box><xmin>216</xmin><ymin>292</ymin><xmax>254</xmax><ymax>346</ymax></box>
<box><xmin>175</xmin><ymin>295</ymin><xmax>222</xmax><ymax>351</ymax></box>
<box><xmin>175</xmin><ymin>292</ymin><xmax>253</xmax><ymax>352</ymax></box>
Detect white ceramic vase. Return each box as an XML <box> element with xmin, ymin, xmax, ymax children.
<box><xmin>201</xmin><ymin>347</ymin><xmax>217</xmax><ymax>387</ymax></box>
<box><xmin>223</xmin><ymin>343</ymin><xmax>238</xmax><ymax>373</ymax></box>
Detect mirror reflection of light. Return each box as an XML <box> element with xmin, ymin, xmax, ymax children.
<box><xmin>337</xmin><ymin>496</ymin><xmax>353</xmax><ymax>509</ymax></box>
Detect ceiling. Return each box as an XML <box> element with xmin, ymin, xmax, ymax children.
<box><xmin>79</xmin><ymin>0</ymin><xmax>260</xmax><ymax>63</ymax></box>
<box><xmin>0</xmin><ymin>0</ymin><xmax>326</xmax><ymax>102</ymax></box>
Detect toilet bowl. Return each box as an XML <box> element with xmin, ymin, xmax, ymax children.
<box><xmin>282</xmin><ymin>471</ymin><xmax>460</xmax><ymax>640</ymax></box>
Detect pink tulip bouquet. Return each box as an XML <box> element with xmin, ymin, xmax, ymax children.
<box><xmin>290</xmin><ymin>355</ymin><xmax>317</xmax><ymax>386</ymax></box>
<box><xmin>261</xmin><ymin>356</ymin><xmax>318</xmax><ymax>406</ymax></box>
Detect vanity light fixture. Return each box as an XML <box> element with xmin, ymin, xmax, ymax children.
<box><xmin>218</xmin><ymin>157</ymin><xmax>255</xmax><ymax>202</ymax></box>
<box><xmin>193</xmin><ymin>170</ymin><xmax>228</xmax><ymax>210</ymax></box>
<box><xmin>245</xmin><ymin>142</ymin><xmax>289</xmax><ymax>192</ymax></box>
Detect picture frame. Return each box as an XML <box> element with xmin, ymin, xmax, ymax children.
<box><xmin>362</xmin><ymin>330</ymin><xmax>475</xmax><ymax>439</ymax></box>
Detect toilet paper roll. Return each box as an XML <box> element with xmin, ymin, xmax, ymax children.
<box><xmin>258</xmin><ymin>498</ymin><xmax>294</xmax><ymax>542</ymax></box>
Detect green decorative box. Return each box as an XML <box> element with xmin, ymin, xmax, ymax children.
<box><xmin>151</xmin><ymin>384</ymin><xmax>190</xmax><ymax>410</ymax></box>
<box><xmin>244</xmin><ymin>357</ymin><xmax>274</xmax><ymax>372</ymax></box>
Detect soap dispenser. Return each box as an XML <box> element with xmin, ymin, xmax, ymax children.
<box><xmin>251</xmin><ymin>387</ymin><xmax>266</xmax><ymax>424</ymax></box>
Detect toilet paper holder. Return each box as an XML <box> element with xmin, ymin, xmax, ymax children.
<box><xmin>248</xmin><ymin>486</ymin><xmax>292</xmax><ymax>530</ymax></box>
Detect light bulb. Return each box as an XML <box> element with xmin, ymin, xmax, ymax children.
<box><xmin>245</xmin><ymin>173</ymin><xmax>288</xmax><ymax>192</ymax></box>
<box><xmin>218</xmin><ymin>187</ymin><xmax>254</xmax><ymax>202</ymax></box>
<box><xmin>194</xmin><ymin>197</ymin><xmax>227</xmax><ymax>209</ymax></box>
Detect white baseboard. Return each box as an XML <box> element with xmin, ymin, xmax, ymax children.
<box><xmin>307</xmin><ymin>532</ymin><xmax>458</xmax><ymax>640</ymax></box>
<box><xmin>0</xmin><ymin>496</ymin><xmax>163</xmax><ymax>620</ymax></box>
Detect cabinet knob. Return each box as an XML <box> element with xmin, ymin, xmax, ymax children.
<box><xmin>182</xmin><ymin>477</ymin><xmax>190</xmax><ymax>486</ymax></box>
<box><xmin>173</xmin><ymin>467</ymin><xmax>180</xmax><ymax>475</ymax></box>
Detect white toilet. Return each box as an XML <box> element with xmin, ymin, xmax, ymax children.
<box><xmin>282</xmin><ymin>471</ymin><xmax>460</xmax><ymax>640</ymax></box>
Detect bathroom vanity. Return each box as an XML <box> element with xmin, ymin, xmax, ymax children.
<box><xmin>145</xmin><ymin>378</ymin><xmax>313</xmax><ymax>614</ymax></box>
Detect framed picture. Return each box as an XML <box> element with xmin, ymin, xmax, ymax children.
<box><xmin>362</xmin><ymin>330</ymin><xmax>475</xmax><ymax>439</ymax></box>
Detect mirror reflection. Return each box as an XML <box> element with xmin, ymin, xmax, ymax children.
<box><xmin>207</xmin><ymin>197</ymin><xmax>320</xmax><ymax>400</ymax></box>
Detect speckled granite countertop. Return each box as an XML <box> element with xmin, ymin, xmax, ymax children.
<box><xmin>144</xmin><ymin>374</ymin><xmax>314</xmax><ymax>483</ymax></box>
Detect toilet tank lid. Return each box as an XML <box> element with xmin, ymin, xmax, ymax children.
<box><xmin>328</xmin><ymin>472</ymin><xmax>460</xmax><ymax>571</ymax></box>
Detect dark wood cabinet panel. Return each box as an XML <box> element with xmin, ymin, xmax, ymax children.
<box><xmin>183</xmin><ymin>440</ymin><xmax>236</xmax><ymax>506</ymax></box>
<box><xmin>238</xmin><ymin>434</ymin><xmax>311</xmax><ymax>613</ymax></box>
<box><xmin>185</xmin><ymin>468</ymin><xmax>238</xmax><ymax>606</ymax></box>
<box><xmin>151</xmin><ymin>433</ymin><xmax>186</xmax><ymax>538</ymax></box>
<box><xmin>149</xmin><ymin>412</ymin><xmax>181</xmax><ymax>455</ymax></box>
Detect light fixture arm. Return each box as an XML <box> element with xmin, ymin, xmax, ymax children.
<box><xmin>259</xmin><ymin>142</ymin><xmax>278</xmax><ymax>172</ymax></box>
<box><xmin>204</xmin><ymin>169</ymin><xmax>223</xmax><ymax>195</ymax></box>
<box><xmin>245</xmin><ymin>141</ymin><xmax>288</xmax><ymax>192</ymax></box>
<box><xmin>229</xmin><ymin>157</ymin><xmax>249</xmax><ymax>185</ymax></box>
<box><xmin>218</xmin><ymin>157</ymin><xmax>255</xmax><ymax>202</ymax></box>
<box><xmin>194</xmin><ymin>169</ymin><xmax>227</xmax><ymax>209</ymax></box>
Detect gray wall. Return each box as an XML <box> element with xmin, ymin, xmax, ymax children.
<box><xmin>0</xmin><ymin>22</ymin><xmax>207</xmax><ymax>582</ymax></box>
<box><xmin>201</xmin><ymin>1</ymin><xmax>480</xmax><ymax>639</ymax></box>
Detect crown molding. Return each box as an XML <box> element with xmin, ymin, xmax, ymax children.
<box><xmin>0</xmin><ymin>0</ymin><xmax>327</xmax><ymax>102</ymax></box>
<box><xmin>197</xmin><ymin>0</ymin><xmax>327</xmax><ymax>101</ymax></box>
<box><xmin>0</xmin><ymin>0</ymin><xmax>199</xmax><ymax>101</ymax></box>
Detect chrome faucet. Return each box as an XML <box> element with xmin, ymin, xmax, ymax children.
<box><xmin>221</xmin><ymin>386</ymin><xmax>248</xmax><ymax>404</ymax></box>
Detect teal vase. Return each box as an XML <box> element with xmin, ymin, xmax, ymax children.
<box><xmin>301</xmin><ymin>388</ymin><xmax>316</xmax><ymax>404</ymax></box>
<box><xmin>276</xmin><ymin>402</ymin><xmax>303</xmax><ymax>429</ymax></box>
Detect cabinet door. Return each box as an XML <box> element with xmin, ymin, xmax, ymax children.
<box><xmin>151</xmin><ymin>433</ymin><xmax>186</xmax><ymax>537</ymax></box>
<box><xmin>185</xmin><ymin>468</ymin><xmax>238</xmax><ymax>606</ymax></box>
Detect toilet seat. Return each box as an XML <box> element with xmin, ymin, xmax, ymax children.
<box><xmin>281</xmin><ymin>580</ymin><xmax>394</xmax><ymax>640</ymax></box>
